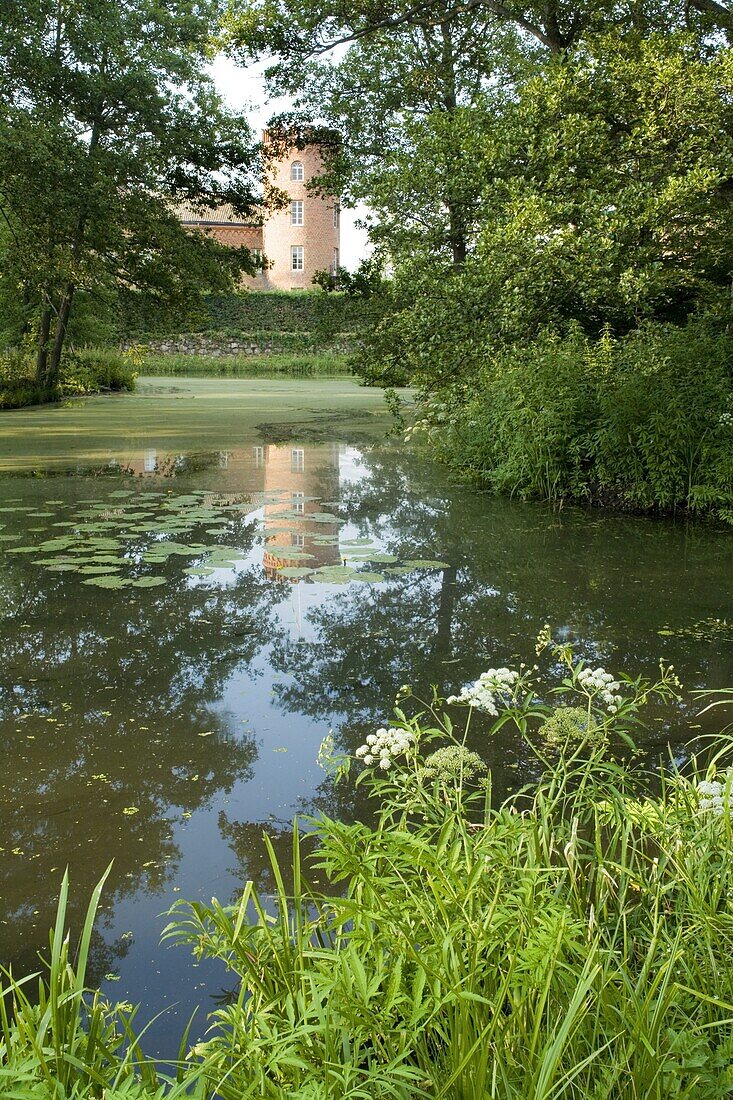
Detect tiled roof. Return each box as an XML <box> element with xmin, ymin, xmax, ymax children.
<box><xmin>175</xmin><ymin>201</ymin><xmax>261</xmax><ymax>227</ymax></box>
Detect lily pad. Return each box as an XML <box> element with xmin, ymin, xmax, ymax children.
<box><xmin>130</xmin><ymin>576</ymin><xmax>168</xmax><ymax>588</ymax></box>
<box><xmin>82</xmin><ymin>575</ymin><xmax>130</xmax><ymax>589</ymax></box>
<box><xmin>184</xmin><ymin>567</ymin><xmax>215</xmax><ymax>577</ymax></box>
<box><xmin>403</xmin><ymin>559</ymin><xmax>451</xmax><ymax>569</ymax></box>
<box><xmin>352</xmin><ymin>571</ymin><xmax>386</xmax><ymax>583</ymax></box>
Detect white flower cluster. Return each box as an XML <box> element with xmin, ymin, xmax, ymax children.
<box><xmin>697</xmin><ymin>773</ymin><xmax>733</xmax><ymax>816</ymax></box>
<box><xmin>577</xmin><ymin>666</ymin><xmax>624</xmax><ymax>713</ymax></box>
<box><xmin>447</xmin><ymin>668</ymin><xmax>519</xmax><ymax>716</ymax></box>
<box><xmin>719</xmin><ymin>412</ymin><xmax>733</xmax><ymax>428</ymax></box>
<box><xmin>355</xmin><ymin>727</ymin><xmax>415</xmax><ymax>770</ymax></box>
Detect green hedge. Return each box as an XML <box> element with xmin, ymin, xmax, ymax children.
<box><xmin>119</xmin><ymin>290</ymin><xmax>372</xmax><ymax>338</ymax></box>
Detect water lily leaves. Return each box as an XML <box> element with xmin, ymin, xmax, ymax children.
<box><xmin>341</xmin><ymin>538</ymin><xmax>374</xmax><ymax>546</ymax></box>
<box><xmin>78</xmin><ymin>565</ymin><xmax>122</xmax><ymax>575</ymax></box>
<box><xmin>184</xmin><ymin>566</ymin><xmax>215</xmax><ymax>577</ymax></box>
<box><xmin>130</xmin><ymin>576</ymin><xmax>168</xmax><ymax>588</ymax></box>
<box><xmin>82</xmin><ymin>575</ymin><xmax>130</xmax><ymax>588</ymax></box>
<box><xmin>352</xmin><ymin>571</ymin><xmax>386</xmax><ymax>583</ymax></box>
<box><xmin>403</xmin><ymin>559</ymin><xmax>451</xmax><ymax>569</ymax></box>
<box><xmin>313</xmin><ymin>566</ymin><xmax>356</xmax><ymax>580</ymax></box>
<box><xmin>345</xmin><ymin>551</ymin><xmax>398</xmax><ymax>563</ymax></box>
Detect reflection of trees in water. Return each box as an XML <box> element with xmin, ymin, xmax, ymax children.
<box><xmin>0</xmin><ymin>514</ymin><xmax>281</xmax><ymax>982</ymax></box>
<box><xmin>269</xmin><ymin>446</ymin><xmax>733</xmax><ymax>788</ymax></box>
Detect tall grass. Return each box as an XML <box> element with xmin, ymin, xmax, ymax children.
<box><xmin>136</xmin><ymin>349</ymin><xmax>352</xmax><ymax>378</ymax></box>
<box><xmin>0</xmin><ymin>865</ymin><xmax>199</xmax><ymax>1097</ymax></box>
<box><xmin>164</xmin><ymin>647</ymin><xmax>733</xmax><ymax>1099</ymax></box>
<box><xmin>6</xmin><ymin>639</ymin><xmax>733</xmax><ymax>1097</ymax></box>
<box><xmin>0</xmin><ymin>348</ymin><xmax>136</xmax><ymax>409</ymax></box>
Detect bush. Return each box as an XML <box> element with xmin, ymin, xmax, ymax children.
<box><xmin>422</xmin><ymin>320</ymin><xmax>733</xmax><ymax>521</ymax></box>
<box><xmin>0</xmin><ymin>348</ymin><xmax>136</xmax><ymax>409</ymax></box>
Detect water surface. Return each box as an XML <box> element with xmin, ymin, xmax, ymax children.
<box><xmin>1</xmin><ymin>376</ymin><xmax>732</xmax><ymax>1056</ymax></box>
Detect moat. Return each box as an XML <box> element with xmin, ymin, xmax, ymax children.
<box><xmin>1</xmin><ymin>376</ymin><xmax>732</xmax><ymax>1054</ymax></box>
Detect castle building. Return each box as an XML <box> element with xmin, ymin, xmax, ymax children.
<box><xmin>179</xmin><ymin>138</ymin><xmax>341</xmax><ymax>291</ymax></box>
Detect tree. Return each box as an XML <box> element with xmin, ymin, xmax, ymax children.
<box><xmin>224</xmin><ymin>0</ymin><xmax>733</xmax><ymax>59</ymax></box>
<box><xmin>0</xmin><ymin>0</ymin><xmax>260</xmax><ymax>388</ymax></box>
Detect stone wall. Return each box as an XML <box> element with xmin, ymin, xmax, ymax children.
<box><xmin>125</xmin><ymin>333</ymin><xmax>354</xmax><ymax>357</ymax></box>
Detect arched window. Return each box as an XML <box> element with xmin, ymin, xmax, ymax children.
<box><xmin>291</xmin><ymin>161</ymin><xmax>304</xmax><ymax>181</ymax></box>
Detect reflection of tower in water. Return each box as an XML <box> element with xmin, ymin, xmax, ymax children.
<box><xmin>262</xmin><ymin>444</ymin><xmax>342</xmax><ymax>580</ymax></box>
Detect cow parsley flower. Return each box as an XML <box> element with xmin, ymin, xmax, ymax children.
<box><xmin>696</xmin><ymin>770</ymin><xmax>733</xmax><ymax>816</ymax></box>
<box><xmin>356</xmin><ymin>726</ymin><xmax>415</xmax><ymax>770</ymax></box>
<box><xmin>577</xmin><ymin>666</ymin><xmax>624</xmax><ymax>712</ymax></box>
<box><xmin>447</xmin><ymin>667</ymin><xmax>519</xmax><ymax>716</ymax></box>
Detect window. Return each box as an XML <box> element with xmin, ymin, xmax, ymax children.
<box><xmin>292</xmin><ymin>491</ymin><xmax>305</xmax><ymax>513</ymax></box>
<box><xmin>333</xmin><ymin>203</ymin><xmax>339</xmax><ymax>229</ymax></box>
<box><xmin>252</xmin><ymin>445</ymin><xmax>264</xmax><ymax>468</ymax></box>
<box><xmin>291</xmin><ymin>199</ymin><xmax>303</xmax><ymax>226</ymax></box>
<box><xmin>291</xmin><ymin>245</ymin><xmax>304</xmax><ymax>271</ymax></box>
<box><xmin>291</xmin><ymin>450</ymin><xmax>305</xmax><ymax>474</ymax></box>
<box><xmin>331</xmin><ymin>248</ymin><xmax>339</xmax><ymax>274</ymax></box>
<box><xmin>291</xmin><ymin>161</ymin><xmax>304</xmax><ymax>181</ymax></box>
<box><xmin>292</xmin><ymin>532</ymin><xmax>305</xmax><ymax>547</ymax></box>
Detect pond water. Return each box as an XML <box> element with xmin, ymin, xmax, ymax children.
<box><xmin>1</xmin><ymin>375</ymin><xmax>732</xmax><ymax>1057</ymax></box>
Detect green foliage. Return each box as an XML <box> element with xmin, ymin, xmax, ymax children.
<box><xmin>0</xmin><ymin>349</ymin><xmax>136</xmax><ymax>409</ymax></box>
<box><xmin>0</xmin><ymin>0</ymin><xmax>260</xmax><ymax>385</ymax></box>
<box><xmin>135</xmin><ymin>349</ymin><xmax>351</xmax><ymax>377</ymax></box>
<box><xmin>0</xmin><ymin>866</ymin><xmax>190</xmax><ymax>1098</ymax></box>
<box><xmin>421</xmin><ymin>320</ymin><xmax>733</xmax><ymax>519</ymax></box>
<box><xmin>161</xmin><ymin>648</ymin><xmax>733</xmax><ymax>1099</ymax></box>
<box><xmin>118</xmin><ymin>290</ymin><xmax>373</xmax><ymax>340</ymax></box>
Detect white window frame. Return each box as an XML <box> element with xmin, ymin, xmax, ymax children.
<box><xmin>291</xmin><ymin>161</ymin><xmax>304</xmax><ymax>181</ymax></box>
<box><xmin>291</xmin><ymin>245</ymin><xmax>304</xmax><ymax>271</ymax></box>
<box><xmin>291</xmin><ymin>199</ymin><xmax>303</xmax><ymax>226</ymax></box>
<box><xmin>291</xmin><ymin>450</ymin><xmax>305</xmax><ymax>474</ymax></box>
<box><xmin>333</xmin><ymin>203</ymin><xmax>339</xmax><ymax>229</ymax></box>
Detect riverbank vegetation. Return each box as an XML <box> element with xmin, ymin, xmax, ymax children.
<box><xmin>5</xmin><ymin>637</ymin><xmax>733</xmax><ymax>1097</ymax></box>
<box><xmin>0</xmin><ymin>349</ymin><xmax>136</xmax><ymax>410</ymax></box>
<box><xmin>232</xmin><ymin>3</ymin><xmax>733</xmax><ymax>521</ymax></box>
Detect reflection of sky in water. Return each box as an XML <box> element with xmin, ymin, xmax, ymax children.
<box><xmin>1</xmin><ymin>393</ymin><xmax>733</xmax><ymax>1058</ymax></box>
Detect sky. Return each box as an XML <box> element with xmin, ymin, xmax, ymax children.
<box><xmin>211</xmin><ymin>56</ymin><xmax>371</xmax><ymax>271</ymax></box>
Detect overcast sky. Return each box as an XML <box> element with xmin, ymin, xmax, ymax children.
<box><xmin>211</xmin><ymin>55</ymin><xmax>371</xmax><ymax>271</ymax></box>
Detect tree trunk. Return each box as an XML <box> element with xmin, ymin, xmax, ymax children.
<box><xmin>46</xmin><ymin>282</ymin><xmax>75</xmax><ymax>385</ymax></box>
<box><xmin>35</xmin><ymin>304</ymin><xmax>52</xmax><ymax>386</ymax></box>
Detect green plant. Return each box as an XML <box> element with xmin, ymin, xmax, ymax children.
<box><xmin>163</xmin><ymin>640</ymin><xmax>733</xmax><ymax>1099</ymax></box>
<box><xmin>0</xmin><ymin>866</ymin><xmax>197</xmax><ymax>1097</ymax></box>
<box><xmin>421</xmin><ymin>320</ymin><xmax>733</xmax><ymax>521</ymax></box>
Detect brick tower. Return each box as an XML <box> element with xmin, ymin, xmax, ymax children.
<box><xmin>261</xmin><ymin>136</ymin><xmax>341</xmax><ymax>291</ymax></box>
<box><xmin>179</xmin><ymin>134</ymin><xmax>341</xmax><ymax>290</ymax></box>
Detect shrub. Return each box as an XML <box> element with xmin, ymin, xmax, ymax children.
<box><xmin>422</xmin><ymin>320</ymin><xmax>733</xmax><ymax>521</ymax></box>
<box><xmin>0</xmin><ymin>348</ymin><xmax>136</xmax><ymax>409</ymax></box>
